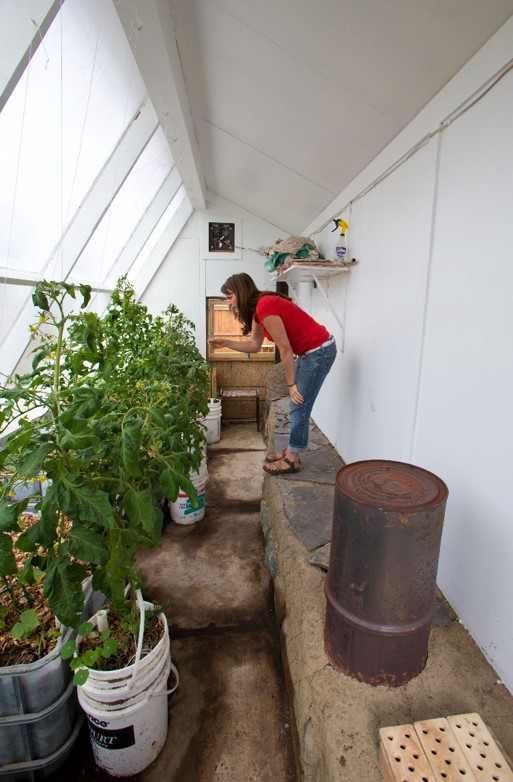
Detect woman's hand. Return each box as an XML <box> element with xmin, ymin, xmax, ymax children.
<box><xmin>208</xmin><ymin>337</ymin><xmax>227</xmax><ymax>348</ymax></box>
<box><xmin>289</xmin><ymin>383</ymin><xmax>304</xmax><ymax>404</ymax></box>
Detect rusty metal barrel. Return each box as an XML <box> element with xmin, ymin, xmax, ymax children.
<box><xmin>324</xmin><ymin>460</ymin><xmax>448</xmax><ymax>686</ymax></box>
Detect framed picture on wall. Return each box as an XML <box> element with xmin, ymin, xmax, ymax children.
<box><xmin>201</xmin><ymin>218</ymin><xmax>241</xmax><ymax>259</ymax></box>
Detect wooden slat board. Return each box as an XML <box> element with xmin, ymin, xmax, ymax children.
<box><xmin>379</xmin><ymin>714</ymin><xmax>513</xmax><ymax>782</ymax></box>
<box><xmin>447</xmin><ymin>714</ymin><xmax>513</xmax><ymax>782</ymax></box>
<box><xmin>415</xmin><ymin>717</ymin><xmax>476</xmax><ymax>780</ymax></box>
<box><xmin>379</xmin><ymin>724</ymin><xmax>437</xmax><ymax>782</ymax></box>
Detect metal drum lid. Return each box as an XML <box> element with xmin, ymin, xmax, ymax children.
<box><xmin>336</xmin><ymin>460</ymin><xmax>448</xmax><ymax>512</ymax></box>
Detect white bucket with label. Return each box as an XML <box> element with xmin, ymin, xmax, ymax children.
<box><xmin>170</xmin><ymin>454</ymin><xmax>209</xmax><ymax>525</ymax></box>
<box><xmin>76</xmin><ymin>592</ymin><xmax>178</xmax><ymax>777</ymax></box>
<box><xmin>204</xmin><ymin>398</ymin><xmax>222</xmax><ymax>443</ymax></box>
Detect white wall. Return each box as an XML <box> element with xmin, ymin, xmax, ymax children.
<box><xmin>303</xmin><ymin>19</ymin><xmax>513</xmax><ymax>693</ymax></box>
<box><xmin>142</xmin><ymin>192</ymin><xmax>283</xmax><ymax>355</ymax></box>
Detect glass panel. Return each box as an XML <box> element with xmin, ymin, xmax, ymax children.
<box><xmin>127</xmin><ymin>185</ymin><xmax>188</xmax><ymax>285</ymax></box>
<box><xmin>73</xmin><ymin>127</ymin><xmax>174</xmax><ymax>286</ymax></box>
<box><xmin>0</xmin><ymin>0</ymin><xmax>147</xmax><ymax>280</ymax></box>
<box><xmin>0</xmin><ymin>284</ymin><xmax>33</xmax><ymax>351</ymax></box>
<box><xmin>0</xmin><ymin>0</ymin><xmax>186</xmax><ymax>377</ymax></box>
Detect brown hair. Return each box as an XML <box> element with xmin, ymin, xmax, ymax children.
<box><xmin>220</xmin><ymin>273</ymin><xmax>289</xmax><ymax>335</ymax></box>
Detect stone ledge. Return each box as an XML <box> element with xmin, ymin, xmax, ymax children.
<box><xmin>261</xmin><ymin>398</ymin><xmax>513</xmax><ymax>782</ymax></box>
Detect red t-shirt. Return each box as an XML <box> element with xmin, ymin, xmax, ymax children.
<box><xmin>255</xmin><ymin>295</ymin><xmax>329</xmax><ymax>356</ymax></box>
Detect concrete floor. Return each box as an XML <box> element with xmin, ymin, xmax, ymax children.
<box><xmin>51</xmin><ymin>422</ymin><xmax>297</xmax><ymax>782</ymax></box>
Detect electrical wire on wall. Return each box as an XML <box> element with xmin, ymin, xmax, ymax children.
<box><xmin>407</xmin><ymin>125</ymin><xmax>443</xmax><ymax>463</ymax></box>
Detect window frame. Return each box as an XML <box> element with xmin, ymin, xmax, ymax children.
<box><xmin>206</xmin><ymin>297</ymin><xmax>275</xmax><ymax>362</ymax></box>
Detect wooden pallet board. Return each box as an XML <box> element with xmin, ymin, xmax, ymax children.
<box><xmin>447</xmin><ymin>714</ymin><xmax>513</xmax><ymax>782</ymax></box>
<box><xmin>415</xmin><ymin>717</ymin><xmax>476</xmax><ymax>780</ymax></box>
<box><xmin>379</xmin><ymin>723</ymin><xmax>436</xmax><ymax>782</ymax></box>
<box><xmin>379</xmin><ymin>713</ymin><xmax>513</xmax><ymax>782</ymax></box>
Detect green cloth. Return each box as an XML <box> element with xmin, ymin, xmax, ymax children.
<box><xmin>264</xmin><ymin>243</ymin><xmax>324</xmax><ymax>272</ymax></box>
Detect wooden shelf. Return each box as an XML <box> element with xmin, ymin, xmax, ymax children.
<box><xmin>271</xmin><ymin>261</ymin><xmax>355</xmax><ymax>284</ymax></box>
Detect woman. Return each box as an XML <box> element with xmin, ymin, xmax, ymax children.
<box><xmin>208</xmin><ymin>273</ymin><xmax>336</xmax><ymax>475</ymax></box>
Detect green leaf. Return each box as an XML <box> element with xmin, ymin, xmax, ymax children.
<box><xmin>0</xmin><ymin>500</ymin><xmax>25</xmax><ymax>532</ymax></box>
<box><xmin>0</xmin><ymin>548</ymin><xmax>17</xmax><ymax>576</ymax></box>
<box><xmin>101</xmin><ymin>637</ymin><xmax>117</xmax><ymax>657</ymax></box>
<box><xmin>73</xmin><ymin>668</ymin><xmax>90</xmax><ymax>686</ymax></box>
<box><xmin>60</xmin><ymin>638</ymin><xmax>77</xmax><ymax>660</ymax></box>
<box><xmin>178</xmin><ymin>474</ymin><xmax>199</xmax><ymax>509</ymax></box>
<box><xmin>149</xmin><ymin>408</ymin><xmax>167</xmax><ymax>429</ymax></box>
<box><xmin>18</xmin><ymin>559</ymin><xmax>36</xmax><ymax>585</ymax></box>
<box><xmin>0</xmin><ymin>533</ymin><xmax>13</xmax><ymax>550</ymax></box>
<box><xmin>17</xmin><ymin>444</ymin><xmax>53</xmax><ymax>478</ymax></box>
<box><xmin>14</xmin><ymin>531</ymin><xmax>37</xmax><ymax>553</ymax></box>
<box><xmin>123</xmin><ymin>488</ymin><xmax>154</xmax><ymax>535</ymax></box>
<box><xmin>59</xmin><ymin>478</ymin><xmax>116</xmax><ymax>529</ymax></box>
<box><xmin>44</xmin><ymin>558</ymin><xmax>88</xmax><ymax>627</ymax></box>
<box><xmin>32</xmin><ymin>289</ymin><xmax>50</xmax><ymax>312</ymax></box>
<box><xmin>32</xmin><ymin>347</ymin><xmax>53</xmax><ymax>370</ymax></box>
<box><xmin>79</xmin><ymin>621</ymin><xmax>94</xmax><ymax>636</ymax></box>
<box><xmin>144</xmin><ymin>506</ymin><xmax>163</xmax><ymax>547</ymax></box>
<box><xmin>12</xmin><ymin>609</ymin><xmax>40</xmax><ymax>639</ymax></box>
<box><xmin>60</xmin><ymin>387</ymin><xmax>104</xmax><ymax>420</ymax></box>
<box><xmin>59</xmin><ymin>429</ymin><xmax>99</xmax><ymax>450</ymax></box>
<box><xmin>79</xmin><ymin>284</ymin><xmax>92</xmax><ymax>308</ymax></box>
<box><xmin>27</xmin><ymin>510</ymin><xmax>57</xmax><ymax>548</ymax></box>
<box><xmin>82</xmin><ymin>648</ymin><xmax>100</xmax><ymax>667</ymax></box>
<box><xmin>69</xmin><ymin>526</ymin><xmax>107</xmax><ymax>565</ymax></box>
<box><xmin>0</xmin><ymin>446</ymin><xmax>10</xmax><ymax>471</ymax></box>
<box><xmin>121</xmin><ymin>422</ymin><xmax>143</xmax><ymax>477</ymax></box>
<box><xmin>160</xmin><ymin>469</ymin><xmax>178</xmax><ymax>502</ymax></box>
<box><xmin>8</xmin><ymin>428</ymin><xmax>34</xmax><ymax>453</ymax></box>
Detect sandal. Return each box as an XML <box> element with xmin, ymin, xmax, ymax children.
<box><xmin>264</xmin><ymin>450</ymin><xmax>287</xmax><ymax>463</ymax></box>
<box><xmin>263</xmin><ymin>456</ymin><xmax>301</xmax><ymax>475</ymax></box>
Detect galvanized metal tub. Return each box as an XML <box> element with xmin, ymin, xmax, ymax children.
<box><xmin>324</xmin><ymin>459</ymin><xmax>448</xmax><ymax>686</ymax></box>
<box><xmin>0</xmin><ymin>579</ymin><xmax>105</xmax><ymax>779</ymax></box>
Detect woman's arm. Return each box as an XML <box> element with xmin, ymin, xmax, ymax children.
<box><xmin>208</xmin><ymin>321</ymin><xmax>265</xmax><ymax>354</ymax></box>
<box><xmin>261</xmin><ymin>315</ymin><xmax>304</xmax><ymax>404</ymax></box>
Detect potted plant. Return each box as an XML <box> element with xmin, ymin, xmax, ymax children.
<box><xmin>0</xmin><ymin>278</ymin><xmax>210</xmax><ymax>776</ymax></box>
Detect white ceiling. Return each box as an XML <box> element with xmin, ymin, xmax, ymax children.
<box><xmin>116</xmin><ymin>0</ymin><xmax>513</xmax><ymax>235</ymax></box>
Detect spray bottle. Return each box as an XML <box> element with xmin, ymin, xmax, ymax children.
<box><xmin>332</xmin><ymin>218</ymin><xmax>349</xmax><ymax>261</ymax></box>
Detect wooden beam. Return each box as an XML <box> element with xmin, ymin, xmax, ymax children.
<box><xmin>0</xmin><ymin>271</ymin><xmax>113</xmax><ymax>294</ymax></box>
<box><xmin>114</xmin><ymin>0</ymin><xmax>207</xmax><ymax>210</ymax></box>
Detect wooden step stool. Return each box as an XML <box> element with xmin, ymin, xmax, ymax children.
<box><xmin>379</xmin><ymin>712</ymin><xmax>513</xmax><ymax>781</ymax></box>
<box><xmin>220</xmin><ymin>388</ymin><xmax>260</xmax><ymax>430</ymax></box>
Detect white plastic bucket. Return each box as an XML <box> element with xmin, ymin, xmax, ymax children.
<box><xmin>204</xmin><ymin>398</ymin><xmax>222</xmax><ymax>443</ymax></box>
<box><xmin>78</xmin><ymin>658</ymin><xmax>171</xmax><ymax>777</ymax></box>
<box><xmin>170</xmin><ymin>455</ymin><xmax>209</xmax><ymax>525</ymax></box>
<box><xmin>76</xmin><ymin>593</ymin><xmax>178</xmax><ymax>777</ymax></box>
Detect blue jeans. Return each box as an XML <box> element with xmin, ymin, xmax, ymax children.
<box><xmin>288</xmin><ymin>338</ymin><xmax>337</xmax><ymax>454</ymax></box>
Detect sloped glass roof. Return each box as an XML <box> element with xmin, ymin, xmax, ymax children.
<box><xmin>0</xmin><ymin>0</ymin><xmax>192</xmax><ymax>379</ymax></box>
